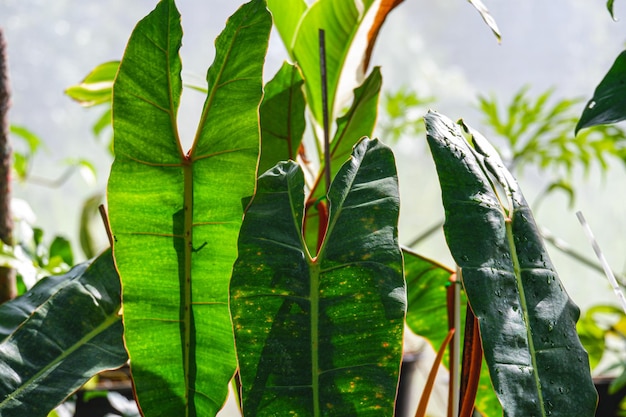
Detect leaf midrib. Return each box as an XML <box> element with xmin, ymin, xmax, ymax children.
<box><xmin>505</xmin><ymin>213</ymin><xmax>547</xmax><ymax>417</ymax></box>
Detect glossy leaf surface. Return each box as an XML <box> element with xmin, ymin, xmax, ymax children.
<box><xmin>576</xmin><ymin>50</ymin><xmax>626</xmax><ymax>133</ymax></box>
<box><xmin>0</xmin><ymin>250</ymin><xmax>126</xmax><ymax>417</ymax></box>
<box><xmin>425</xmin><ymin>110</ymin><xmax>597</xmax><ymax>417</ymax></box>
<box><xmin>231</xmin><ymin>138</ymin><xmax>405</xmax><ymax>416</ymax></box>
<box><xmin>107</xmin><ymin>0</ymin><xmax>270</xmax><ymax>415</ymax></box>
<box><xmin>259</xmin><ymin>62</ymin><xmax>306</xmax><ymax>175</ymax></box>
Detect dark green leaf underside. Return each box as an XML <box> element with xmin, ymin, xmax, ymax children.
<box><xmin>231</xmin><ymin>138</ymin><xmax>405</xmax><ymax>416</ymax></box>
<box><xmin>577</xmin><ymin>50</ymin><xmax>626</xmax><ymax>133</ymax></box>
<box><xmin>425</xmin><ymin>110</ymin><xmax>597</xmax><ymax>417</ymax></box>
<box><xmin>0</xmin><ymin>250</ymin><xmax>126</xmax><ymax>417</ymax></box>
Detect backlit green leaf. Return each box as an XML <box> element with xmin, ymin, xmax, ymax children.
<box><xmin>107</xmin><ymin>0</ymin><xmax>271</xmax><ymax>415</ymax></box>
<box><xmin>65</xmin><ymin>61</ymin><xmax>119</xmax><ymax>107</ymax></box>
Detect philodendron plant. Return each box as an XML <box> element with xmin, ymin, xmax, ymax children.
<box><xmin>0</xmin><ymin>0</ymin><xmax>597</xmax><ymax>416</ymax></box>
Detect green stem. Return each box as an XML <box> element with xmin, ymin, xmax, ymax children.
<box><xmin>183</xmin><ymin>157</ymin><xmax>193</xmax><ymax>416</ymax></box>
<box><xmin>309</xmin><ymin>259</ymin><xmax>320</xmax><ymax>417</ymax></box>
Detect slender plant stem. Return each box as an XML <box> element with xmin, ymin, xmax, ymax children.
<box><xmin>319</xmin><ymin>29</ymin><xmax>331</xmax><ymax>194</ymax></box>
<box><xmin>0</xmin><ymin>28</ymin><xmax>16</xmax><ymax>303</ymax></box>
<box><xmin>458</xmin><ymin>305</ymin><xmax>482</xmax><ymax>417</ymax></box>
<box><xmin>98</xmin><ymin>204</ymin><xmax>114</xmax><ymax>247</ymax></box>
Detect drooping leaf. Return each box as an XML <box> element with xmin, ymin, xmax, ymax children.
<box><xmin>467</xmin><ymin>0</ymin><xmax>501</xmax><ymax>42</ymax></box>
<box><xmin>425</xmin><ymin>110</ymin><xmax>597</xmax><ymax>417</ymax></box>
<box><xmin>0</xmin><ymin>249</ymin><xmax>126</xmax><ymax>417</ymax></box>
<box><xmin>9</xmin><ymin>125</ymin><xmax>43</xmax><ymax>154</ymax></box>
<box><xmin>107</xmin><ymin>0</ymin><xmax>271</xmax><ymax>415</ymax></box>
<box><xmin>65</xmin><ymin>61</ymin><xmax>118</xmax><ymax>107</ymax></box>
<box><xmin>576</xmin><ymin>50</ymin><xmax>626</xmax><ymax>133</ymax></box>
<box><xmin>607</xmin><ymin>0</ymin><xmax>616</xmax><ymax>20</ymax></box>
<box><xmin>230</xmin><ymin>138</ymin><xmax>405</xmax><ymax>416</ymax></box>
<box><xmin>258</xmin><ymin>62</ymin><xmax>306</xmax><ymax>175</ymax></box>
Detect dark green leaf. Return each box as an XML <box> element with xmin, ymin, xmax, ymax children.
<box><xmin>425</xmin><ymin>110</ymin><xmax>597</xmax><ymax>417</ymax></box>
<box><xmin>107</xmin><ymin>0</ymin><xmax>271</xmax><ymax>415</ymax></box>
<box><xmin>231</xmin><ymin>138</ymin><xmax>405</xmax><ymax>416</ymax></box>
<box><xmin>0</xmin><ymin>250</ymin><xmax>126</xmax><ymax>417</ymax></box>
<box><xmin>577</xmin><ymin>50</ymin><xmax>626</xmax><ymax>133</ymax></box>
<box><xmin>259</xmin><ymin>62</ymin><xmax>306</xmax><ymax>175</ymax></box>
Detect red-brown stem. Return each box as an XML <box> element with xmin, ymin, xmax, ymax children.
<box><xmin>0</xmin><ymin>28</ymin><xmax>16</xmax><ymax>303</ymax></box>
<box><xmin>458</xmin><ymin>305</ymin><xmax>483</xmax><ymax>417</ymax></box>
<box><xmin>446</xmin><ymin>274</ymin><xmax>457</xmax><ymax>417</ymax></box>
<box><xmin>315</xmin><ymin>200</ymin><xmax>328</xmax><ymax>255</ymax></box>
<box><xmin>414</xmin><ymin>329</ymin><xmax>456</xmax><ymax>417</ymax></box>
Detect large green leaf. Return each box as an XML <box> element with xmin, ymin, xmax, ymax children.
<box><xmin>230</xmin><ymin>138</ymin><xmax>405</xmax><ymax>416</ymax></box>
<box><xmin>107</xmin><ymin>0</ymin><xmax>271</xmax><ymax>415</ymax></box>
<box><xmin>576</xmin><ymin>50</ymin><xmax>626</xmax><ymax>133</ymax></box>
<box><xmin>258</xmin><ymin>61</ymin><xmax>306</xmax><ymax>175</ymax></box>
<box><xmin>0</xmin><ymin>250</ymin><xmax>126</xmax><ymax>417</ymax></box>
<box><xmin>425</xmin><ymin>110</ymin><xmax>597</xmax><ymax>417</ymax></box>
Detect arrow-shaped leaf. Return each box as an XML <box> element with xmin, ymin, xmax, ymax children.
<box><xmin>0</xmin><ymin>250</ymin><xmax>126</xmax><ymax>417</ymax></box>
<box><xmin>425</xmin><ymin>110</ymin><xmax>597</xmax><ymax>417</ymax></box>
<box><xmin>230</xmin><ymin>138</ymin><xmax>405</xmax><ymax>416</ymax></box>
<box><xmin>107</xmin><ymin>0</ymin><xmax>271</xmax><ymax>415</ymax></box>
